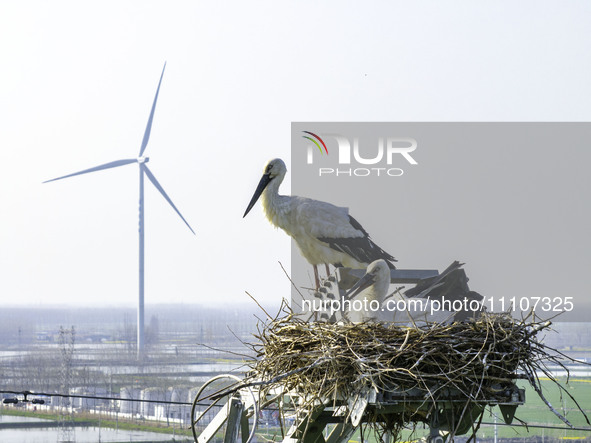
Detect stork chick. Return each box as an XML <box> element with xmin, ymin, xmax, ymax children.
<box><xmin>345</xmin><ymin>259</ymin><xmax>391</xmax><ymax>322</ymax></box>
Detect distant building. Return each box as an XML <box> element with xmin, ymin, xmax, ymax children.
<box><xmin>36</xmin><ymin>331</ymin><xmax>52</xmax><ymax>342</ymax></box>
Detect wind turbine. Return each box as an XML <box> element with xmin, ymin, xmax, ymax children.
<box><xmin>44</xmin><ymin>63</ymin><xmax>195</xmax><ymax>359</ymax></box>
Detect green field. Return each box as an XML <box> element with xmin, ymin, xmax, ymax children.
<box><xmin>497</xmin><ymin>377</ymin><xmax>591</xmax><ymax>439</ymax></box>
<box><xmin>0</xmin><ymin>407</ymin><xmax>193</xmax><ymax>438</ymax></box>
<box><xmin>375</xmin><ymin>377</ymin><xmax>591</xmax><ymax>441</ymax></box>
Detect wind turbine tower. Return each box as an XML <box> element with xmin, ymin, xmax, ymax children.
<box><xmin>44</xmin><ymin>63</ymin><xmax>195</xmax><ymax>359</ymax></box>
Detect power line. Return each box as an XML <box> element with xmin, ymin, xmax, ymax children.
<box><xmin>3</xmin><ymin>389</ymin><xmax>591</xmax><ymax>434</ymax></box>
<box><xmin>0</xmin><ymin>389</ymin><xmax>192</xmax><ymax>406</ymax></box>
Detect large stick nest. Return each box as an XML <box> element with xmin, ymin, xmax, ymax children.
<box><xmin>251</xmin><ymin>312</ymin><xmax>527</xmax><ymax>401</ymax></box>
<box><xmin>241</xmin><ymin>303</ymin><xmax>590</xmax><ymax>439</ymax></box>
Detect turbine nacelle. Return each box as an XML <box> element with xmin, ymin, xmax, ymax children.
<box><xmin>137</xmin><ymin>156</ymin><xmax>150</xmax><ymax>164</ymax></box>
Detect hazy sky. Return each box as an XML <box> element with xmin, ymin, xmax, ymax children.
<box><xmin>1</xmin><ymin>1</ymin><xmax>590</xmax><ymax>308</ymax></box>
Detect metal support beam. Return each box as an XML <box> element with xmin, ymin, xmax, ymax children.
<box><xmin>325</xmin><ymin>423</ymin><xmax>355</xmax><ymax>443</ymax></box>
<box><xmin>283</xmin><ymin>407</ymin><xmax>331</xmax><ymax>443</ymax></box>
<box><xmin>224</xmin><ymin>397</ymin><xmax>244</xmax><ymax>443</ymax></box>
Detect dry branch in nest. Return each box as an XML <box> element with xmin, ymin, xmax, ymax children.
<box><xmin>239</xmin><ymin>301</ymin><xmax>590</xmax><ymax>441</ymax></box>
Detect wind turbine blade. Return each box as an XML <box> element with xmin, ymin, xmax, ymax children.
<box><xmin>138</xmin><ymin>62</ymin><xmax>166</xmax><ymax>157</ymax></box>
<box><xmin>142</xmin><ymin>164</ymin><xmax>195</xmax><ymax>235</ymax></box>
<box><xmin>43</xmin><ymin>159</ymin><xmax>138</xmax><ymax>183</ymax></box>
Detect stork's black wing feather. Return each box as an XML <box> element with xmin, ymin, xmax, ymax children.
<box><xmin>318</xmin><ymin>215</ymin><xmax>397</xmax><ymax>268</ymax></box>
<box><xmin>405</xmin><ymin>261</ymin><xmax>483</xmax><ymax>302</ymax></box>
<box><xmin>403</xmin><ymin>261</ymin><xmax>485</xmax><ymax>322</ymax></box>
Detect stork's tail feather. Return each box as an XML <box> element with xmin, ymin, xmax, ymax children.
<box><xmin>380</xmin><ymin>252</ymin><xmax>397</xmax><ymax>269</ymax></box>
<box><xmin>368</xmin><ymin>240</ymin><xmax>397</xmax><ymax>269</ymax></box>
<box><xmin>386</xmin><ymin>259</ymin><xmax>397</xmax><ymax>270</ymax></box>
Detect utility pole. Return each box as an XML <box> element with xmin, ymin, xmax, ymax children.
<box><xmin>57</xmin><ymin>326</ymin><xmax>76</xmax><ymax>443</ymax></box>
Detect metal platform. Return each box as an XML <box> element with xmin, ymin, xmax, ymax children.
<box><xmin>190</xmin><ymin>375</ymin><xmax>525</xmax><ymax>443</ymax></box>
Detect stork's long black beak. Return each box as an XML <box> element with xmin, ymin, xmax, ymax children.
<box><xmin>346</xmin><ymin>271</ymin><xmax>376</xmax><ymax>299</ymax></box>
<box><xmin>243</xmin><ymin>173</ymin><xmax>272</xmax><ymax>217</ymax></box>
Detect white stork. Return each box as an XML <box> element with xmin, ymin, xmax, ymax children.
<box><xmin>345</xmin><ymin>259</ymin><xmax>391</xmax><ymax>322</ymax></box>
<box><xmin>243</xmin><ymin>158</ymin><xmax>397</xmax><ymax>288</ymax></box>
<box><xmin>347</xmin><ymin>259</ymin><xmax>455</xmax><ymax>325</ymax></box>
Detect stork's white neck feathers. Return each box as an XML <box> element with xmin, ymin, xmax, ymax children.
<box><xmin>261</xmin><ymin>170</ymin><xmax>291</xmax><ymax>230</ymax></box>
<box><xmin>347</xmin><ymin>259</ymin><xmax>391</xmax><ymax>322</ymax></box>
<box><xmin>356</xmin><ymin>264</ymin><xmax>390</xmax><ymax>303</ymax></box>
<box><xmin>362</xmin><ymin>282</ymin><xmax>389</xmax><ymax>303</ymax></box>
